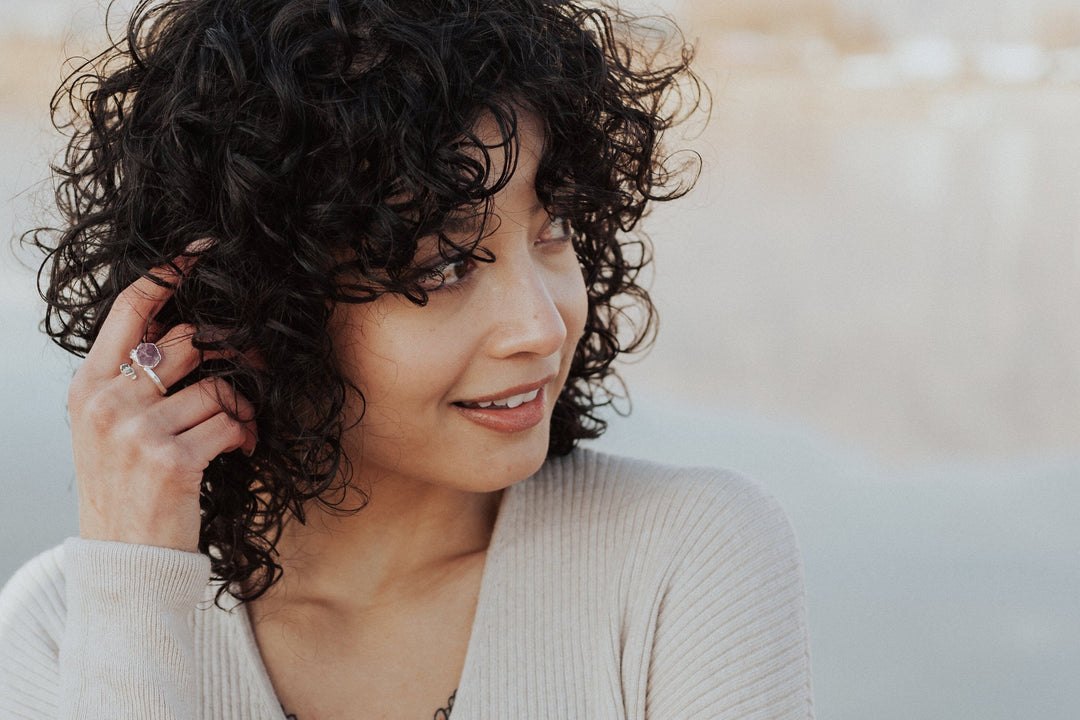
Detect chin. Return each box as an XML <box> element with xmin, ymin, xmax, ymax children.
<box><xmin>459</xmin><ymin>431</ymin><xmax>552</xmax><ymax>493</ymax></box>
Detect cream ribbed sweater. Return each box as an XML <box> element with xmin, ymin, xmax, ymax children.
<box><xmin>0</xmin><ymin>450</ymin><xmax>812</xmax><ymax>719</ymax></box>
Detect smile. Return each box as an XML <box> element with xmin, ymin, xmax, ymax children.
<box><xmin>453</xmin><ymin>385</ymin><xmax>549</xmax><ymax>434</ymax></box>
<box><xmin>457</xmin><ymin>388</ymin><xmax>540</xmax><ymax>410</ymax></box>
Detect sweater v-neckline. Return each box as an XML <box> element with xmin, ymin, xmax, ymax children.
<box><xmin>232</xmin><ymin>482</ymin><xmax>519</xmax><ymax>719</ymax></box>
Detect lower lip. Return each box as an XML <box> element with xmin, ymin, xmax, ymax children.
<box><xmin>454</xmin><ymin>388</ymin><xmax>546</xmax><ymax>434</ymax></box>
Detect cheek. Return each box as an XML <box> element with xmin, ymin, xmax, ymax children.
<box><xmin>353</xmin><ymin>332</ymin><xmax>451</xmax><ymax>406</ymax></box>
<box><xmin>331</xmin><ymin>306</ymin><xmax>426</xmax><ymax>406</ymax></box>
<box><xmin>561</xmin><ymin>270</ymin><xmax>589</xmax><ymax>348</ymax></box>
<box><xmin>348</xmin><ymin>306</ymin><xmax>485</xmax><ymax>415</ymax></box>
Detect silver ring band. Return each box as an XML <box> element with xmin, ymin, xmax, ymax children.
<box><xmin>129</xmin><ymin>341</ymin><xmax>167</xmax><ymax>395</ymax></box>
<box><xmin>141</xmin><ymin>365</ymin><xmax>168</xmax><ymax>395</ymax></box>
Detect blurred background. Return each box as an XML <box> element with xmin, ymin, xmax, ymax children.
<box><xmin>2</xmin><ymin>1</ymin><xmax>1078</xmax><ymax>717</ymax></box>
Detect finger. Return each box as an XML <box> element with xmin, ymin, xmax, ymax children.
<box><xmin>176</xmin><ymin>411</ymin><xmax>257</xmax><ymax>464</ymax></box>
<box><xmin>105</xmin><ymin>323</ymin><xmax>201</xmax><ymax>398</ymax></box>
<box><xmin>130</xmin><ymin>324</ymin><xmax>246</xmax><ymax>394</ymax></box>
<box><xmin>161</xmin><ymin>378</ymin><xmax>257</xmax><ymax>452</ymax></box>
<box><xmin>144</xmin><ymin>324</ymin><xmax>202</xmax><ymax>389</ymax></box>
<box><xmin>82</xmin><ymin>255</ymin><xmax>199</xmax><ymax>381</ymax></box>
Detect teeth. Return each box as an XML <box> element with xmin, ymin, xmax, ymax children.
<box><xmin>466</xmin><ymin>388</ymin><xmax>539</xmax><ymax>410</ymax></box>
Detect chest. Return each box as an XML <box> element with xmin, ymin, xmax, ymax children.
<box><xmin>197</xmin><ymin>558</ymin><xmax>663</xmax><ymax>720</ymax></box>
<box><xmin>250</xmin><ymin>564</ymin><xmax>484</xmax><ymax>720</ymax></box>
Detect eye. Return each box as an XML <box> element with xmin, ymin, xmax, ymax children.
<box><xmin>539</xmin><ymin>217</ymin><xmax>574</xmax><ymax>244</ymax></box>
<box><xmin>417</xmin><ymin>256</ymin><xmax>475</xmax><ymax>291</ymax></box>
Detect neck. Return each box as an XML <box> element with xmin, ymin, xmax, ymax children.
<box><xmin>261</xmin><ymin>477</ymin><xmax>504</xmax><ymax>611</ymax></box>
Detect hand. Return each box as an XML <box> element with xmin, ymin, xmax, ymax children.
<box><xmin>67</xmin><ymin>255</ymin><xmax>257</xmax><ymax>552</ymax></box>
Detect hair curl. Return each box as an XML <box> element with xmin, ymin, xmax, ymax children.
<box><xmin>28</xmin><ymin>0</ymin><xmax>704</xmax><ymax>600</ymax></box>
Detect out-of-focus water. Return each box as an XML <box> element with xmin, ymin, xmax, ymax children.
<box><xmin>2</xmin><ymin>5</ymin><xmax>1080</xmax><ymax>719</ymax></box>
<box><xmin>640</xmin><ymin>79</ymin><xmax>1080</xmax><ymax>459</ymax></box>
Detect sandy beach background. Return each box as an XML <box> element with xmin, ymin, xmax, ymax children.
<box><xmin>2</xmin><ymin>1</ymin><xmax>1079</xmax><ymax>717</ymax></box>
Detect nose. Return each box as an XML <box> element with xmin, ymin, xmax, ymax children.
<box><xmin>484</xmin><ymin>253</ymin><xmax>570</xmax><ymax>360</ymax></box>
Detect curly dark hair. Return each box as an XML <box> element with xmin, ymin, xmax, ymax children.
<box><xmin>27</xmin><ymin>0</ymin><xmax>704</xmax><ymax>600</ymax></box>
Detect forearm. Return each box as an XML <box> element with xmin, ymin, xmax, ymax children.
<box><xmin>58</xmin><ymin>539</ymin><xmax>210</xmax><ymax>720</ymax></box>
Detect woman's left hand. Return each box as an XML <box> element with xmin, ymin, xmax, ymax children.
<box><xmin>66</xmin><ymin>255</ymin><xmax>257</xmax><ymax>553</ymax></box>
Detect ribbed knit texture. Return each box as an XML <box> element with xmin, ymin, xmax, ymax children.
<box><xmin>0</xmin><ymin>450</ymin><xmax>813</xmax><ymax>718</ymax></box>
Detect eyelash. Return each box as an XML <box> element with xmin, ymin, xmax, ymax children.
<box><xmin>418</xmin><ymin>216</ymin><xmax>574</xmax><ymax>293</ymax></box>
<box><xmin>541</xmin><ymin>217</ymin><xmax>574</xmax><ymax>245</ymax></box>
<box><xmin>417</xmin><ymin>256</ymin><xmax>475</xmax><ymax>293</ymax></box>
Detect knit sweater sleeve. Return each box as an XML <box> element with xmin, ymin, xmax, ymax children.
<box><xmin>0</xmin><ymin>538</ymin><xmax>211</xmax><ymax>720</ymax></box>
<box><xmin>644</xmin><ymin>468</ymin><xmax>813</xmax><ymax>719</ymax></box>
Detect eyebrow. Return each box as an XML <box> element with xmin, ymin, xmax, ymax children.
<box><xmin>441</xmin><ymin>214</ymin><xmax>485</xmax><ymax>237</ymax></box>
<box><xmin>441</xmin><ymin>200</ymin><xmax>545</xmax><ymax>237</ymax></box>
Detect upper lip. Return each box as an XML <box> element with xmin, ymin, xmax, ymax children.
<box><xmin>455</xmin><ymin>373</ymin><xmax>557</xmax><ymax>405</ymax></box>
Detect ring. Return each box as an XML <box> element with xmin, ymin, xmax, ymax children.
<box><xmin>119</xmin><ymin>363</ymin><xmax>137</xmax><ymax>380</ymax></box>
<box><xmin>129</xmin><ymin>342</ymin><xmax>168</xmax><ymax>395</ymax></box>
<box><xmin>141</xmin><ymin>365</ymin><xmax>168</xmax><ymax>395</ymax></box>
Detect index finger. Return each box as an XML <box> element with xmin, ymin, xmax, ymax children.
<box><xmin>81</xmin><ymin>253</ymin><xmax>200</xmax><ymax>380</ymax></box>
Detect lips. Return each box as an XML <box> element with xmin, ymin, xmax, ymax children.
<box><xmin>453</xmin><ymin>379</ymin><xmax>553</xmax><ymax>434</ymax></box>
<box><xmin>457</xmin><ymin>388</ymin><xmax>540</xmax><ymax>410</ymax></box>
<box><xmin>453</xmin><ymin>374</ymin><xmax>555</xmax><ymax>409</ymax></box>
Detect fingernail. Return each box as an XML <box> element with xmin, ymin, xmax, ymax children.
<box><xmin>183</xmin><ymin>237</ymin><xmax>217</xmax><ymax>255</ymax></box>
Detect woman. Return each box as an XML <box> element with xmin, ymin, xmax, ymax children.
<box><xmin>0</xmin><ymin>0</ymin><xmax>812</xmax><ymax>717</ymax></box>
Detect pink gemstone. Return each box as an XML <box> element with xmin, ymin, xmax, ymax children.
<box><xmin>132</xmin><ymin>342</ymin><xmax>162</xmax><ymax>368</ymax></box>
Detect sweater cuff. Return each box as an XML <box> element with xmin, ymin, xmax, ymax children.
<box><xmin>58</xmin><ymin>538</ymin><xmax>211</xmax><ymax>719</ymax></box>
<box><xmin>62</xmin><ymin>538</ymin><xmax>211</xmax><ymax>611</ymax></box>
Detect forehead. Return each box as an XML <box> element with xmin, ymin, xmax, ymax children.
<box><xmin>436</xmin><ymin>110</ymin><xmax>545</xmax><ymax>231</ymax></box>
<box><xmin>465</xmin><ymin>107</ymin><xmax>544</xmax><ymax>176</ymax></box>
<box><xmin>471</xmin><ymin>109</ymin><xmax>544</xmax><ymax>189</ymax></box>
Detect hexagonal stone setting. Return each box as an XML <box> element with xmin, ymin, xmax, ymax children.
<box><xmin>131</xmin><ymin>342</ymin><xmax>162</xmax><ymax>369</ymax></box>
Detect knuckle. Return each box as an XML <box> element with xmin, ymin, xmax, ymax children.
<box><xmin>80</xmin><ymin>392</ymin><xmax>121</xmax><ymax>432</ymax></box>
<box><xmin>237</xmin><ymin>400</ymin><xmax>256</xmax><ymax>424</ymax></box>
<box><xmin>174</xmin><ymin>322</ymin><xmax>199</xmax><ymax>336</ymax></box>
<box><xmin>164</xmin><ymin>323</ymin><xmax>199</xmax><ymax>344</ymax></box>
<box><xmin>66</xmin><ymin>375</ymin><xmax>91</xmax><ymax>411</ymax></box>
<box><xmin>210</xmin><ymin>412</ymin><xmax>245</xmax><ymax>448</ymax></box>
<box><xmin>197</xmin><ymin>378</ymin><xmax>228</xmax><ymax>408</ymax></box>
<box><xmin>146</xmin><ymin>443</ymin><xmax>187</xmax><ymax>477</ymax></box>
<box><xmin>216</xmin><ymin>410</ymin><xmax>240</xmax><ymax>433</ymax></box>
<box><xmin>205</xmin><ymin>378</ymin><xmax>253</xmax><ymax>420</ymax></box>
<box><xmin>67</xmin><ymin>365</ymin><xmax>105</xmax><ymax>410</ymax></box>
<box><xmin>232</xmin><ymin>416</ymin><xmax>250</xmax><ymax>440</ymax></box>
<box><xmin>110</xmin><ymin>415</ymin><xmax>146</xmax><ymax>445</ymax></box>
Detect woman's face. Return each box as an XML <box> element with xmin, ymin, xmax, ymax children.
<box><xmin>332</xmin><ymin>112</ymin><xmax>588</xmax><ymax>494</ymax></box>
